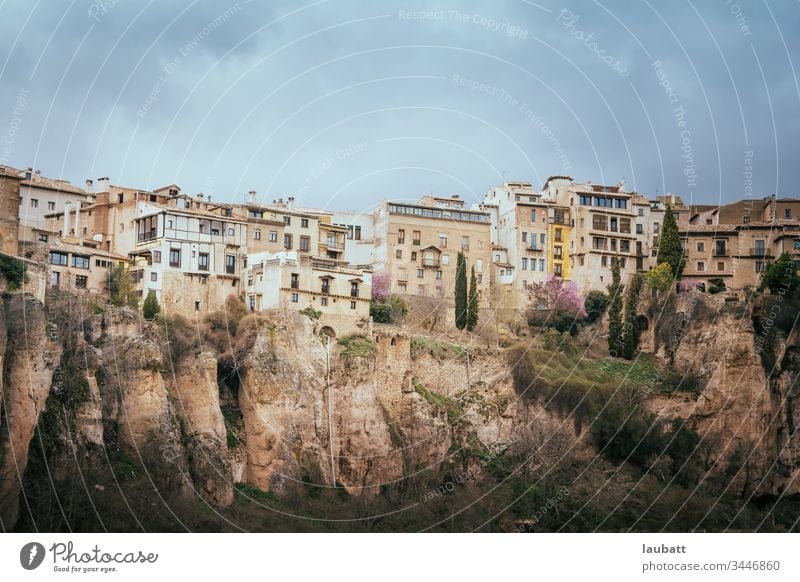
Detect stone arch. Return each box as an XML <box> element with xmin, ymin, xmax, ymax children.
<box><xmin>636</xmin><ymin>314</ymin><xmax>649</xmax><ymax>331</ymax></box>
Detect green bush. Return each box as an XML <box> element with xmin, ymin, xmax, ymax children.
<box><xmin>0</xmin><ymin>254</ymin><xmax>24</xmax><ymax>290</ymax></box>
<box><xmin>300</xmin><ymin>306</ymin><xmax>322</xmax><ymax>320</ymax></box>
<box><xmin>370</xmin><ymin>295</ymin><xmax>407</xmax><ymax>324</ymax></box>
<box><xmin>142</xmin><ymin>290</ymin><xmax>160</xmax><ymax>320</ymax></box>
<box><xmin>707</xmin><ymin>278</ymin><xmax>726</xmax><ymax>294</ymax></box>
<box><xmin>584</xmin><ymin>290</ymin><xmax>609</xmax><ymax>323</ymax></box>
<box><xmin>109</xmin><ymin>264</ymin><xmax>138</xmax><ymax>307</ymax></box>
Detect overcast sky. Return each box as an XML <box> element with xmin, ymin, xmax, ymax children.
<box><xmin>1</xmin><ymin>0</ymin><xmax>798</xmax><ymax>211</ymax></box>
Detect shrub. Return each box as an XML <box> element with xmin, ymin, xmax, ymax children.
<box><xmin>646</xmin><ymin>262</ymin><xmax>674</xmax><ymax>294</ymax></box>
<box><xmin>527</xmin><ymin>276</ymin><xmax>587</xmax><ymax>335</ymax></box>
<box><xmin>338</xmin><ymin>334</ymin><xmax>376</xmax><ymax>359</ymax></box>
<box><xmin>300</xmin><ymin>306</ymin><xmax>322</xmax><ymax>320</ymax></box>
<box><xmin>202</xmin><ymin>295</ymin><xmax>250</xmax><ymax>353</ymax></box>
<box><xmin>760</xmin><ymin>253</ymin><xmax>799</xmax><ymax>295</ymax></box>
<box><xmin>410</xmin><ymin>336</ymin><xmax>465</xmax><ymax>360</ymax></box>
<box><xmin>584</xmin><ymin>290</ymin><xmax>609</xmax><ymax>323</ymax></box>
<box><xmin>707</xmin><ymin>278</ymin><xmax>726</xmax><ymax>294</ymax></box>
<box><xmin>142</xmin><ymin>290</ymin><xmax>160</xmax><ymax>320</ymax></box>
<box><xmin>370</xmin><ymin>295</ymin><xmax>407</xmax><ymax>324</ymax></box>
<box><xmin>109</xmin><ymin>264</ymin><xmax>137</xmax><ymax>307</ymax></box>
<box><xmin>0</xmin><ymin>254</ymin><xmax>24</xmax><ymax>290</ymax></box>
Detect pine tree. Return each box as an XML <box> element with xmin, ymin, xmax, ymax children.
<box><xmin>621</xmin><ymin>274</ymin><xmax>643</xmax><ymax>359</ymax></box>
<box><xmin>467</xmin><ymin>265</ymin><xmax>479</xmax><ymax>331</ymax></box>
<box><xmin>607</xmin><ymin>257</ymin><xmax>624</xmax><ymax>357</ymax></box>
<box><xmin>142</xmin><ymin>290</ymin><xmax>160</xmax><ymax>320</ymax></box>
<box><xmin>455</xmin><ymin>252</ymin><xmax>468</xmax><ymax>330</ymax></box>
<box><xmin>657</xmin><ymin>204</ymin><xmax>684</xmax><ymax>278</ymax></box>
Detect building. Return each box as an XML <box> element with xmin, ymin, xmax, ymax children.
<box><xmin>243</xmin><ymin>251</ymin><xmax>371</xmax><ymax>333</ymax></box>
<box><xmin>47</xmin><ymin>242</ymin><xmax>128</xmax><ymax>294</ymax></box>
<box><xmin>128</xmin><ymin>199</ymin><xmax>249</xmax><ymax>314</ymax></box>
<box><xmin>368</xmin><ymin>195</ymin><xmax>492</xmax><ymax>306</ymax></box>
<box><xmin>0</xmin><ymin>166</ymin><xmax>22</xmax><ymax>255</ymax></box>
<box><xmin>16</xmin><ymin>168</ymin><xmax>93</xmax><ymax>245</ymax></box>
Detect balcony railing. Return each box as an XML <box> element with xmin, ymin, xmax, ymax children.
<box><xmin>525</xmin><ymin>245</ymin><xmax>543</xmax><ymax>252</ymax></box>
<box><xmin>138</xmin><ymin>231</ymin><xmax>158</xmax><ymax>242</ymax></box>
<box><xmin>324</xmin><ymin>240</ymin><xmax>344</xmax><ymax>250</ymax></box>
<box><xmin>350</xmin><ymin>289</ymin><xmax>359</xmax><ymax>298</ymax></box>
<box><xmin>422</xmin><ymin>258</ymin><xmax>441</xmax><ymax>268</ymax></box>
<box><xmin>290</xmin><ymin>280</ymin><xmax>299</xmax><ymax>289</ymax></box>
<box><xmin>748</xmin><ymin>248</ymin><xmax>773</xmax><ymax>257</ymax></box>
<box><xmin>713</xmin><ymin>250</ymin><xmax>729</xmax><ymax>257</ymax></box>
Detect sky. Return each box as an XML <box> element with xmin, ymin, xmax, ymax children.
<box><xmin>0</xmin><ymin>0</ymin><xmax>798</xmax><ymax>212</ymax></box>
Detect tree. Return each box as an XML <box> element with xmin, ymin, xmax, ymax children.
<box><xmin>607</xmin><ymin>257</ymin><xmax>624</xmax><ymax>357</ymax></box>
<box><xmin>371</xmin><ymin>271</ymin><xmax>391</xmax><ymax>301</ymax></box>
<box><xmin>646</xmin><ymin>262</ymin><xmax>673</xmax><ymax>294</ymax></box>
<box><xmin>527</xmin><ymin>276</ymin><xmax>587</xmax><ymax>335</ymax></box>
<box><xmin>467</xmin><ymin>265</ymin><xmax>479</xmax><ymax>331</ymax></box>
<box><xmin>584</xmin><ymin>290</ymin><xmax>609</xmax><ymax>323</ymax></box>
<box><xmin>109</xmin><ymin>264</ymin><xmax>137</xmax><ymax>308</ymax></box>
<box><xmin>760</xmin><ymin>252</ymin><xmax>800</xmax><ymax>295</ymax></box>
<box><xmin>656</xmin><ymin>204</ymin><xmax>684</xmax><ymax>278</ymax></box>
<box><xmin>455</xmin><ymin>252</ymin><xmax>468</xmax><ymax>330</ymax></box>
<box><xmin>621</xmin><ymin>273</ymin><xmax>643</xmax><ymax>359</ymax></box>
<box><xmin>142</xmin><ymin>290</ymin><xmax>160</xmax><ymax>320</ymax></box>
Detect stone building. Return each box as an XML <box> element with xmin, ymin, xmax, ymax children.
<box><xmin>47</xmin><ymin>242</ymin><xmax>128</xmax><ymax>295</ymax></box>
<box><xmin>243</xmin><ymin>251</ymin><xmax>371</xmax><ymax>334</ymax></box>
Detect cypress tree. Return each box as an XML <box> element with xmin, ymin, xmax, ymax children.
<box><xmin>621</xmin><ymin>274</ymin><xmax>643</xmax><ymax>359</ymax></box>
<box><xmin>467</xmin><ymin>265</ymin><xmax>479</xmax><ymax>331</ymax></box>
<box><xmin>142</xmin><ymin>290</ymin><xmax>160</xmax><ymax>321</ymax></box>
<box><xmin>657</xmin><ymin>204</ymin><xmax>684</xmax><ymax>278</ymax></box>
<box><xmin>455</xmin><ymin>252</ymin><xmax>468</xmax><ymax>330</ymax></box>
<box><xmin>607</xmin><ymin>257</ymin><xmax>624</xmax><ymax>357</ymax></box>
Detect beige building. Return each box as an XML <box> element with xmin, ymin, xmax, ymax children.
<box><xmin>244</xmin><ymin>251</ymin><xmax>371</xmax><ymax>333</ymax></box>
<box><xmin>369</xmin><ymin>195</ymin><xmax>492</xmax><ymax>307</ymax></box>
<box><xmin>47</xmin><ymin>242</ymin><xmax>128</xmax><ymax>295</ymax></box>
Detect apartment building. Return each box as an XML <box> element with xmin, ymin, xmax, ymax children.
<box><xmin>483</xmin><ymin>182</ymin><xmax>568</xmax><ymax>307</ymax></box>
<box><xmin>244</xmin><ymin>251</ymin><xmax>371</xmax><ymax>322</ymax></box>
<box><xmin>47</xmin><ymin>242</ymin><xmax>128</xmax><ymax>294</ymax></box>
<box><xmin>333</xmin><ymin>209</ymin><xmax>377</xmax><ymax>267</ymax></box>
<box><xmin>681</xmin><ymin>219</ymin><xmax>800</xmax><ymax>290</ymax></box>
<box><xmin>542</xmin><ymin>176</ymin><xmax>651</xmax><ymax>291</ymax></box>
<box><xmin>16</xmin><ymin>168</ymin><xmax>93</xmax><ymax>245</ymax></box>
<box><xmin>0</xmin><ymin>166</ymin><xmax>22</xmax><ymax>255</ymax></box>
<box><xmin>129</xmin><ymin>201</ymin><xmax>248</xmax><ymax>313</ymax></box>
<box><xmin>369</xmin><ymin>195</ymin><xmax>492</xmax><ymax>306</ymax></box>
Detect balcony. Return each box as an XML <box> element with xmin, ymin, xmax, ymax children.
<box><xmin>290</xmin><ymin>280</ymin><xmax>299</xmax><ymax>289</ymax></box>
<box><xmin>350</xmin><ymin>289</ymin><xmax>359</xmax><ymax>298</ymax></box>
<box><xmin>748</xmin><ymin>248</ymin><xmax>774</xmax><ymax>258</ymax></box>
<box><xmin>712</xmin><ymin>250</ymin><xmax>729</xmax><ymax>257</ymax></box>
<box><xmin>138</xmin><ymin>231</ymin><xmax>158</xmax><ymax>242</ymax></box>
<box><xmin>525</xmin><ymin>245</ymin><xmax>544</xmax><ymax>252</ymax></box>
<box><xmin>324</xmin><ymin>240</ymin><xmax>344</xmax><ymax>250</ymax></box>
<box><xmin>422</xmin><ymin>258</ymin><xmax>441</xmax><ymax>268</ymax></box>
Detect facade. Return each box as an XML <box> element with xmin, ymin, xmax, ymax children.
<box><xmin>17</xmin><ymin>168</ymin><xmax>93</xmax><ymax>245</ymax></box>
<box><xmin>129</xmin><ymin>202</ymin><xmax>248</xmax><ymax>313</ymax></box>
<box><xmin>370</xmin><ymin>195</ymin><xmax>492</xmax><ymax>306</ymax></box>
<box><xmin>0</xmin><ymin>166</ymin><xmax>22</xmax><ymax>255</ymax></box>
<box><xmin>244</xmin><ymin>251</ymin><xmax>371</xmax><ymax>323</ymax></box>
<box><xmin>47</xmin><ymin>242</ymin><xmax>128</xmax><ymax>295</ymax></box>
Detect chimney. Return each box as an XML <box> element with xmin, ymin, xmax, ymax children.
<box><xmin>25</xmin><ymin>167</ymin><xmax>32</xmax><ymax>180</ymax></box>
<box><xmin>248</xmin><ymin>190</ymin><xmax>257</xmax><ymax>204</ymax></box>
<box><xmin>96</xmin><ymin>177</ymin><xmax>110</xmax><ymax>193</ymax></box>
<box><xmin>287</xmin><ymin>196</ymin><xmax>295</xmax><ymax>208</ymax></box>
<box><xmin>63</xmin><ymin>202</ymin><xmax>71</xmax><ymax>236</ymax></box>
<box><xmin>74</xmin><ymin>202</ymin><xmax>80</xmax><ymax>237</ymax></box>
<box><xmin>86</xmin><ymin>179</ymin><xmax>93</xmax><ymax>190</ymax></box>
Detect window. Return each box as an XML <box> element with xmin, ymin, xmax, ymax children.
<box><xmin>351</xmin><ymin>282</ymin><xmax>359</xmax><ymax>297</ymax></box>
<box><xmin>442</xmin><ymin>255</ymin><xmax>450</xmax><ymax>265</ymax></box>
<box><xmin>254</xmin><ymin>229</ymin><xmax>261</xmax><ymax>240</ymax></box>
<box><xmin>439</xmin><ymin>234</ymin><xmax>448</xmax><ymax>248</ymax></box>
<box><xmin>354</xmin><ymin>226</ymin><xmax>362</xmax><ymax>240</ymax></box>
<box><xmin>198</xmin><ymin>253</ymin><xmax>209</xmax><ymax>271</ymax></box>
<box><xmin>538</xmin><ymin>258</ymin><xmax>545</xmax><ymax>271</ymax></box>
<box><xmin>72</xmin><ymin>255</ymin><xmax>89</xmax><ymax>269</ymax></box>
<box><xmin>785</xmin><ymin>208</ymin><xmax>792</xmax><ymax>219</ymax></box>
<box><xmin>195</xmin><ymin>301</ymin><xmax>201</xmax><ymax>311</ymax></box>
<box><xmin>717</xmin><ymin>262</ymin><xmax>725</xmax><ymax>272</ymax></box>
<box><xmin>697</xmin><ymin>242</ymin><xmax>705</xmax><ymax>252</ymax></box>
<box><xmin>226</xmin><ymin>255</ymin><xmax>236</xmax><ymax>275</ymax></box>
<box><xmin>754</xmin><ymin>239</ymin><xmax>765</xmax><ymax>254</ymax></box>
<box><xmin>461</xmin><ymin>236</ymin><xmax>469</xmax><ymax>250</ymax></box>
<box><xmin>417</xmin><ymin>284</ymin><xmax>426</xmax><ymax>295</ymax></box>
<box><xmin>697</xmin><ymin>261</ymin><xmax>705</xmax><ymax>272</ymax></box>
<box><xmin>169</xmin><ymin>249</ymin><xmax>181</xmax><ymax>267</ymax></box>
<box><xmin>300</xmin><ymin>236</ymin><xmax>310</xmax><ymax>252</ymax></box>
<box><xmin>38</xmin><ymin>233</ymin><xmax>48</xmax><ymax>243</ymax></box>
<box><xmin>321</xmin><ymin>297</ymin><xmax>328</xmax><ymax>306</ymax></box>
<box><xmin>283</xmin><ymin>216</ymin><xmax>291</xmax><ymax>225</ymax></box>
<box><xmin>636</xmin><ymin>223</ymin><xmax>643</xmax><ymax>235</ymax></box>
<box><xmin>411</xmin><ymin>252</ymin><xmax>417</xmax><ymax>261</ymax></box>
<box><xmin>743</xmin><ymin>215</ymin><xmax>750</xmax><ymax>224</ymax></box>
<box><xmin>396</xmin><ymin>250</ymin><xmax>402</xmax><ymax>259</ymax></box>
<box><xmin>521</xmin><ymin>258</ymin><xmax>528</xmax><ymax>270</ymax></box>
<box><xmin>413</xmin><ymin>230</ymin><xmax>421</xmax><ymax>245</ymax></box>
<box><xmin>48</xmin><ymin>201</ymin><xmax>56</xmax><ymax>210</ymax></box>
<box><xmin>555</xmin><ymin>228</ymin><xmax>562</xmax><ymax>242</ymax></box>
<box><xmin>601</xmin><ymin>255</ymin><xmax>608</xmax><ymax>267</ymax></box>
<box><xmin>611</xmin><ymin>239</ymin><xmax>617</xmax><ymax>252</ymax></box>
<box><xmin>714</xmin><ymin>240</ymin><xmax>727</xmax><ymax>257</ymax></box>
<box><xmin>211</xmin><ymin>227</ymin><xmax>220</xmax><ymax>236</ymax></box>
<box><xmin>269</xmin><ymin>231</ymin><xmax>278</xmax><ymax>242</ymax></box>
<box><xmin>321</xmin><ymin>279</ymin><xmax>330</xmax><ymax>294</ymax></box>
<box><xmin>554</xmin><ymin>263</ymin><xmax>562</xmax><ymax>277</ymax></box>
<box><xmin>150</xmin><ymin>272</ymin><xmax>158</xmax><ymax>282</ymax></box>
<box><xmin>153</xmin><ymin>250</ymin><xmax>161</xmax><ymax>264</ymax></box>
<box><xmin>477</xmin><ymin>274</ymin><xmax>482</xmax><ymax>284</ymax></box>
<box><xmin>398</xmin><ymin>282</ymin><xmax>407</xmax><ymax>292</ymax></box>
<box><xmin>653</xmin><ymin>222</ymin><xmax>660</xmax><ymax>233</ymax></box>
<box><xmin>638</xmin><ymin>208</ymin><xmax>645</xmax><ymax>217</ymax></box>
<box><xmin>554</xmin><ymin>245</ymin><xmax>563</xmax><ymax>259</ymax></box>
<box><xmin>417</xmin><ymin>268</ymin><xmax>424</xmax><ymax>278</ymax></box>
<box><xmin>521</xmin><ymin>231</ymin><xmax>527</xmax><ymax>242</ymax></box>
<box><xmin>31</xmin><ymin>198</ymin><xmax>38</xmax><ymax>208</ymax></box>
<box><xmin>284</xmin><ymin>234</ymin><xmax>293</xmax><ymax>249</ymax></box>
<box><xmin>755</xmin><ymin>261</ymin><xmax>765</xmax><ymax>273</ymax></box>
<box><xmin>620</xmin><ymin>240</ymin><xmax>630</xmax><ymax>253</ymax></box>
<box><xmin>291</xmin><ymin>293</ymin><xmax>299</xmax><ymax>303</ymax></box>
<box><xmin>540</xmin><ymin>233</ymin><xmax>545</xmax><ymax>245</ymax></box>
<box><xmin>476</xmin><ymin>259</ymin><xmax>483</xmax><ymax>273</ymax></box>
<box><xmin>435</xmin><ymin>270</ymin><xmax>442</xmax><ymax>280</ymax></box>
<box><xmin>301</xmin><ymin>218</ymin><xmax>309</xmax><ymax>228</ymax></box>
<box><xmin>592</xmin><ymin>237</ymin><xmax>607</xmax><ymax>250</ymax></box>
<box><xmin>75</xmin><ymin>275</ymin><xmax>87</xmax><ymax>289</ymax></box>
<box><xmin>398</xmin><ymin>229</ymin><xmax>405</xmax><ymax>244</ymax></box>
<box><xmin>531</xmin><ymin>209</ymin><xmax>536</xmax><ymax>222</ymax></box>
<box><xmin>227</xmin><ymin>228</ymin><xmax>234</xmax><ymax>236</ymax></box>
<box><xmin>291</xmin><ymin>273</ymin><xmax>299</xmax><ymax>289</ymax></box>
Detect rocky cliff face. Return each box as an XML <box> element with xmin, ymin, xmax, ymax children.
<box><xmin>0</xmin><ymin>287</ymin><xmax>798</xmax><ymax>531</ymax></box>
